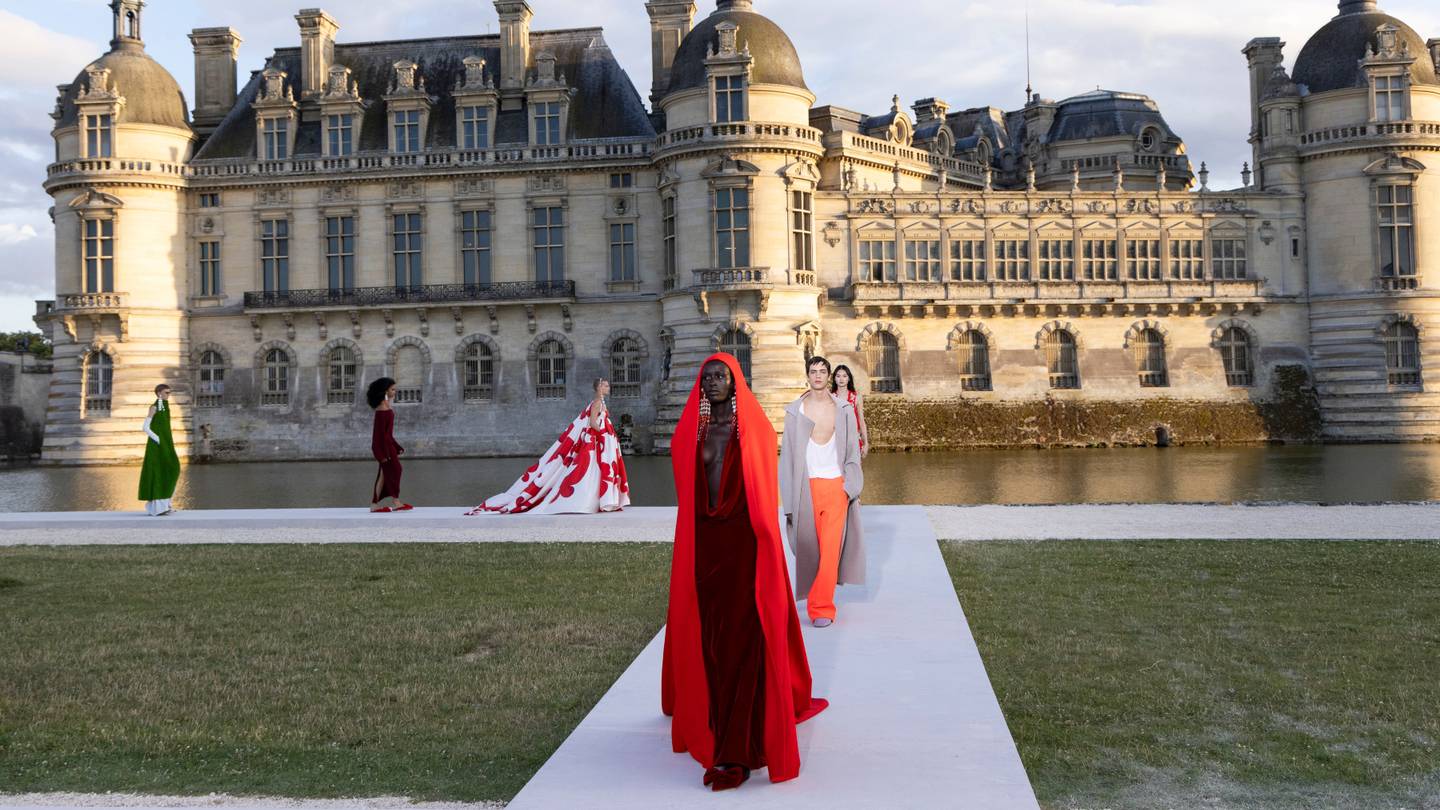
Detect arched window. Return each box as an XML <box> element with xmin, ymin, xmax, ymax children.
<box><xmin>865</xmin><ymin>331</ymin><xmax>902</xmax><ymax>394</ymax></box>
<box><xmin>1046</xmin><ymin>330</ymin><xmax>1079</xmax><ymax>389</ymax></box>
<box><xmin>719</xmin><ymin>328</ymin><xmax>752</xmax><ymax>381</ymax></box>
<box><xmin>327</xmin><ymin>347</ymin><xmax>358</xmax><ymax>404</ymax></box>
<box><xmin>83</xmin><ymin>351</ymin><xmax>113</xmax><ymax>415</ymax></box>
<box><xmin>463</xmin><ymin>342</ymin><xmax>495</xmax><ymax>402</ymax></box>
<box><xmin>1134</xmin><ymin>328</ymin><xmax>1168</xmax><ymax>387</ymax></box>
<box><xmin>393</xmin><ymin>345</ymin><xmax>424</xmax><ymax>404</ymax></box>
<box><xmin>609</xmin><ymin>337</ymin><xmax>643</xmax><ymax>399</ymax></box>
<box><xmin>196</xmin><ymin>350</ymin><xmax>225</xmax><ymax>408</ymax></box>
<box><xmin>1218</xmin><ymin>327</ymin><xmax>1254</xmax><ymax>387</ymax></box>
<box><xmin>535</xmin><ymin>339</ymin><xmax>567</xmax><ymax>399</ymax></box>
<box><xmin>1384</xmin><ymin>321</ymin><xmax>1421</xmax><ymax>387</ymax></box>
<box><xmin>958</xmin><ymin>330</ymin><xmax>991</xmax><ymax>392</ymax></box>
<box><xmin>262</xmin><ymin>348</ymin><xmax>290</xmax><ymax>406</ymax></box>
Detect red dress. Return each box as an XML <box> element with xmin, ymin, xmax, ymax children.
<box><xmin>846</xmin><ymin>388</ymin><xmax>865</xmax><ymax>453</ymax></box>
<box><xmin>662</xmin><ymin>352</ymin><xmax>827</xmax><ymax>783</ymax></box>
<box><xmin>371</xmin><ymin>409</ymin><xmax>403</xmax><ymax>503</ymax></box>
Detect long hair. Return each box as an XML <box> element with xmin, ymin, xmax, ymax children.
<box><xmin>830</xmin><ymin>364</ymin><xmax>857</xmax><ymax>395</ymax></box>
<box><xmin>366</xmin><ymin>377</ymin><xmax>396</xmax><ymax>410</ymax></box>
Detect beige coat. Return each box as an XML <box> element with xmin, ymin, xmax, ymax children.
<box><xmin>779</xmin><ymin>393</ymin><xmax>866</xmax><ymax>598</ymax></box>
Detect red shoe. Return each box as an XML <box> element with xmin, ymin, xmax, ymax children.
<box><xmin>395</xmin><ymin>503</ymin><xmax>414</xmax><ymax>511</ymax></box>
<box><xmin>370</xmin><ymin>506</ymin><xmax>393</xmax><ymax>513</ymax></box>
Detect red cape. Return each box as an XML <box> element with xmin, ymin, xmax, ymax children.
<box><xmin>661</xmin><ymin>352</ymin><xmax>827</xmax><ymax>782</ymax></box>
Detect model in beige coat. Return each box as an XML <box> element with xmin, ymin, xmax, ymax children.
<box><xmin>779</xmin><ymin>382</ymin><xmax>866</xmax><ymax>617</ymax></box>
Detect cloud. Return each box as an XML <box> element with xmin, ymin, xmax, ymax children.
<box><xmin>0</xmin><ymin>223</ymin><xmax>39</xmax><ymax>247</ymax></box>
<box><xmin>0</xmin><ymin>10</ymin><xmax>95</xmax><ymax>88</ymax></box>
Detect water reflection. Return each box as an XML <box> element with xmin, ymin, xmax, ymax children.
<box><xmin>1</xmin><ymin>444</ymin><xmax>1437</xmax><ymax>513</ymax></box>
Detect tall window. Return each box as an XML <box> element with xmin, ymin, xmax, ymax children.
<box><xmin>1378</xmin><ymin>185</ymin><xmax>1415</xmax><ymax>281</ymax></box>
<box><xmin>393</xmin><ymin>345</ymin><xmax>424</xmax><ymax>404</ymax></box>
<box><xmin>864</xmin><ymin>331</ymin><xmax>902</xmax><ymax>394</ymax></box>
<box><xmin>715</xmin><ymin>75</ymin><xmax>745</xmax><ymax>123</ymax></box>
<box><xmin>83</xmin><ymin>351</ymin><xmax>113</xmax><ymax>415</ymax></box>
<box><xmin>957</xmin><ymin>330</ymin><xmax>991</xmax><ymax>391</ymax></box>
<box><xmin>1134</xmin><ymin>328</ymin><xmax>1168</xmax><ymax>387</ymax></box>
<box><xmin>463</xmin><ymin>342</ymin><xmax>495</xmax><ymax>401</ymax></box>
<box><xmin>262</xmin><ymin>117</ymin><xmax>288</xmax><ymax>160</ymax></box>
<box><xmin>714</xmin><ymin>188</ymin><xmax>750</xmax><ymax>269</ymax></box>
<box><xmin>950</xmin><ymin>239</ymin><xmax>986</xmax><ymax>282</ymax></box>
<box><xmin>461</xmin><ymin>210</ymin><xmax>492</xmax><ymax>287</ymax></box>
<box><xmin>533</xmin><ymin>102</ymin><xmax>562</xmax><ymax>145</ymax></box>
<box><xmin>1170</xmin><ymin>239</ymin><xmax>1204</xmax><ymax>280</ymax></box>
<box><xmin>392</xmin><ymin>213</ymin><xmax>422</xmax><ymax>289</ymax></box>
<box><xmin>1082</xmin><ymin>239</ymin><xmax>1118</xmax><ymax>280</ymax></box>
<box><xmin>1046</xmin><ymin>330</ymin><xmax>1079</xmax><ymax>389</ymax></box>
<box><xmin>460</xmin><ymin>106</ymin><xmax>490</xmax><ymax>149</ymax></box>
<box><xmin>662</xmin><ymin>196</ymin><xmax>678</xmax><ymax>291</ymax></box>
<box><xmin>196</xmin><ymin>350</ymin><xmax>224</xmax><ymax>407</ymax></box>
<box><xmin>1374</xmin><ymin>75</ymin><xmax>1406</xmax><ymax>122</ymax></box>
<box><xmin>326</xmin><ymin>114</ymin><xmax>354</xmax><ymax>156</ymax></box>
<box><xmin>610</xmin><ymin>337</ymin><xmax>643</xmax><ymax>398</ymax></box>
<box><xmin>83</xmin><ymin>218</ymin><xmax>114</xmax><ymax>293</ymax></box>
<box><xmin>719</xmin><ymin>328</ymin><xmax>751</xmax><ymax>380</ymax></box>
<box><xmin>84</xmin><ymin>114</ymin><xmax>112</xmax><ymax>158</ymax></box>
<box><xmin>1212</xmin><ymin>238</ymin><xmax>1248</xmax><ymax>280</ymax></box>
<box><xmin>792</xmin><ymin>191</ymin><xmax>814</xmax><ymax>273</ymax></box>
<box><xmin>860</xmin><ymin>240</ymin><xmax>896</xmax><ymax>282</ymax></box>
<box><xmin>1384</xmin><ymin>321</ymin><xmax>1421</xmax><ymax>387</ymax></box>
<box><xmin>609</xmin><ymin>223</ymin><xmax>637</xmax><ymax>282</ymax></box>
<box><xmin>1218</xmin><ymin>327</ymin><xmax>1254</xmax><ymax>387</ymax></box>
<box><xmin>261</xmin><ymin>219</ymin><xmax>289</xmax><ymax>294</ymax></box>
<box><xmin>533</xmin><ymin>206</ymin><xmax>565</xmax><ymax>285</ymax></box>
<box><xmin>262</xmin><ymin>348</ymin><xmax>290</xmax><ymax>406</ymax></box>
<box><xmin>198</xmin><ymin>240</ymin><xmax>221</xmax><ymax>296</ymax></box>
<box><xmin>392</xmin><ymin>109</ymin><xmax>421</xmax><ymax>153</ymax></box>
<box><xmin>325</xmin><ymin>216</ymin><xmax>356</xmax><ymax>293</ymax></box>
<box><xmin>1127</xmin><ymin>238</ymin><xmax>1162</xmax><ymax>281</ymax></box>
<box><xmin>1037</xmin><ymin>239</ymin><xmax>1074</xmax><ymax>281</ymax></box>
<box><xmin>905</xmin><ymin>240</ymin><xmax>942</xmax><ymax>282</ymax></box>
<box><xmin>327</xmin><ymin>346</ymin><xmax>358</xmax><ymax>404</ymax></box>
<box><xmin>994</xmin><ymin>239</ymin><xmax>1029</xmax><ymax>281</ymax></box>
<box><xmin>535</xmin><ymin>339</ymin><xmax>567</xmax><ymax>399</ymax></box>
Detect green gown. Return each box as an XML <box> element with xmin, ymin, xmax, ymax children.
<box><xmin>138</xmin><ymin>398</ymin><xmax>181</xmax><ymax>501</ymax></box>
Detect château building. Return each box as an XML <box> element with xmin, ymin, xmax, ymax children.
<box><xmin>35</xmin><ymin>0</ymin><xmax>1440</xmax><ymax>463</ymax></box>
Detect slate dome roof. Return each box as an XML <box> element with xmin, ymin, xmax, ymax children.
<box><xmin>1293</xmin><ymin>5</ymin><xmax>1438</xmax><ymax>95</ymax></box>
<box><xmin>665</xmin><ymin>3</ymin><xmax>807</xmax><ymax>97</ymax></box>
<box><xmin>56</xmin><ymin>42</ymin><xmax>190</xmax><ymax>130</ymax></box>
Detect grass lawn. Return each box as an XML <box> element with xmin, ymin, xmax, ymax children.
<box><xmin>943</xmin><ymin>540</ymin><xmax>1440</xmax><ymax>810</ymax></box>
<box><xmin>0</xmin><ymin>543</ymin><xmax>671</xmax><ymax>803</ymax></box>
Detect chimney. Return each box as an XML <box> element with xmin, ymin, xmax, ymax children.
<box><xmin>494</xmin><ymin>0</ymin><xmax>533</xmax><ymax>109</ymax></box>
<box><xmin>913</xmin><ymin>97</ymin><xmax>950</xmax><ymax>123</ymax></box>
<box><xmin>295</xmin><ymin>8</ymin><xmax>339</xmax><ymax>101</ymax></box>
<box><xmin>645</xmin><ymin>1</ymin><xmax>697</xmax><ymax>109</ymax></box>
<box><xmin>189</xmin><ymin>27</ymin><xmax>242</xmax><ymax>133</ymax></box>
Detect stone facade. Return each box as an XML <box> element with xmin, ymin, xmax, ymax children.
<box><xmin>33</xmin><ymin>0</ymin><xmax>1440</xmax><ymax>464</ymax></box>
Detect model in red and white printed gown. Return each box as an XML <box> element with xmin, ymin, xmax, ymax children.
<box><xmin>467</xmin><ymin>382</ymin><xmax>630</xmax><ymax>515</ymax></box>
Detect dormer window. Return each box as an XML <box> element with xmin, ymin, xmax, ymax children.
<box><xmin>1373</xmin><ymin>75</ymin><xmax>1407</xmax><ymax>122</ymax></box>
<box><xmin>262</xmin><ymin>117</ymin><xmax>288</xmax><ymax>160</ymax></box>
<box><xmin>326</xmin><ymin>114</ymin><xmax>354</xmax><ymax>156</ymax></box>
<box><xmin>1140</xmin><ymin>129</ymin><xmax>1157</xmax><ymax>151</ymax></box>
<box><xmin>460</xmin><ymin>106</ymin><xmax>490</xmax><ymax>149</ymax></box>
<box><xmin>251</xmin><ymin>68</ymin><xmax>297</xmax><ymax>161</ymax></box>
<box><xmin>533</xmin><ymin>102</ymin><xmax>562</xmax><ymax>145</ymax></box>
<box><xmin>392</xmin><ymin>110</ymin><xmax>421</xmax><ymax>153</ymax></box>
<box><xmin>84</xmin><ymin>114</ymin><xmax>113</xmax><ymax>158</ymax></box>
<box><xmin>715</xmin><ymin>75</ymin><xmax>745</xmax><ymax>123</ymax></box>
<box><xmin>453</xmin><ymin>56</ymin><xmax>497</xmax><ymax>151</ymax></box>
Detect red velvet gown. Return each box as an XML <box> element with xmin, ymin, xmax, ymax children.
<box><xmin>371</xmin><ymin>409</ymin><xmax>403</xmax><ymax>503</ymax></box>
<box><xmin>694</xmin><ymin>444</ymin><xmax>767</xmax><ymax>769</ymax></box>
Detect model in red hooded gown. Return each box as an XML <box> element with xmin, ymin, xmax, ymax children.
<box><xmin>662</xmin><ymin>353</ymin><xmax>828</xmax><ymax>791</ymax></box>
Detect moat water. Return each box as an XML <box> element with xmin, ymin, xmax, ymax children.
<box><xmin>0</xmin><ymin>444</ymin><xmax>1436</xmax><ymax>512</ymax></box>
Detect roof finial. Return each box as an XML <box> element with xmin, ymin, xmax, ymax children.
<box><xmin>1024</xmin><ymin>2</ymin><xmax>1033</xmax><ymax>101</ymax></box>
<box><xmin>717</xmin><ymin>0</ymin><xmax>753</xmax><ymax>10</ymax></box>
<box><xmin>1338</xmin><ymin>0</ymin><xmax>1378</xmax><ymax>15</ymax></box>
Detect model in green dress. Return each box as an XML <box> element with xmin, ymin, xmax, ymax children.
<box><xmin>138</xmin><ymin>383</ymin><xmax>181</xmax><ymax>516</ymax></box>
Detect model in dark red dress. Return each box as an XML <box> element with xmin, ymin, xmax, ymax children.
<box><xmin>662</xmin><ymin>353</ymin><xmax>827</xmax><ymax>791</ymax></box>
<box><xmin>366</xmin><ymin>377</ymin><xmax>411</xmax><ymax>513</ymax></box>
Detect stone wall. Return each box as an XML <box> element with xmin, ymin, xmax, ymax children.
<box><xmin>864</xmin><ymin>365</ymin><xmax>1321</xmax><ymax>449</ymax></box>
<box><xmin>0</xmin><ymin>355</ymin><xmax>52</xmax><ymax>459</ymax></box>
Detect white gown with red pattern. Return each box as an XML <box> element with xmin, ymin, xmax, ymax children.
<box><xmin>466</xmin><ymin>403</ymin><xmax>631</xmax><ymax>515</ymax></box>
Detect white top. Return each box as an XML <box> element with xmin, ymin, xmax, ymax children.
<box><xmin>806</xmin><ymin>433</ymin><xmax>843</xmax><ymax>479</ymax></box>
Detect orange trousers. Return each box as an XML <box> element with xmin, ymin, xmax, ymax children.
<box><xmin>806</xmin><ymin>476</ymin><xmax>849</xmax><ymax>621</ymax></box>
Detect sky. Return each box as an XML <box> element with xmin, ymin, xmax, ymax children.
<box><xmin>1</xmin><ymin>0</ymin><xmax>1437</xmax><ymax>333</ymax></box>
